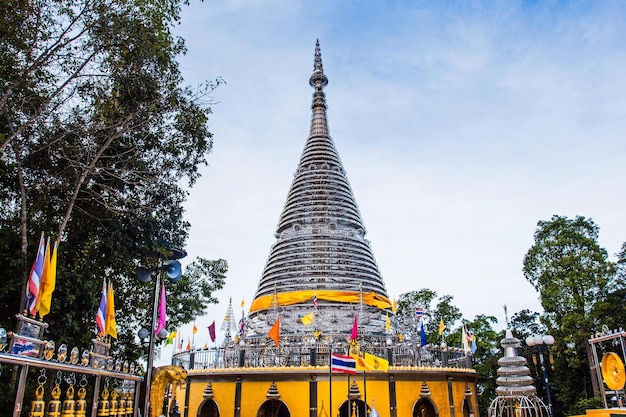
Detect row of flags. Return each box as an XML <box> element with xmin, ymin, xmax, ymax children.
<box><xmin>24</xmin><ymin>233</ymin><xmax>120</xmax><ymax>340</ymax></box>
<box><xmin>95</xmin><ymin>278</ymin><xmax>117</xmax><ymax>338</ymax></box>
<box><xmin>25</xmin><ymin>234</ymin><xmax>58</xmax><ymax>318</ymax></box>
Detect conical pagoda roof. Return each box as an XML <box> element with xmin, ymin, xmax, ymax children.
<box><xmin>247</xmin><ymin>41</ymin><xmax>390</xmax><ymax>339</ymax></box>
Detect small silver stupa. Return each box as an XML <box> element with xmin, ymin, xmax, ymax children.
<box><xmin>488</xmin><ymin>330</ymin><xmax>550</xmax><ymax>417</ymax></box>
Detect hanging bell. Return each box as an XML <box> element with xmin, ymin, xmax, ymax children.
<box><xmin>61</xmin><ymin>385</ymin><xmax>75</xmax><ymax>417</ymax></box>
<box><xmin>74</xmin><ymin>387</ymin><xmax>87</xmax><ymax>417</ymax></box>
<box><xmin>117</xmin><ymin>391</ymin><xmax>126</xmax><ymax>417</ymax></box>
<box><xmin>108</xmin><ymin>390</ymin><xmax>118</xmax><ymax>417</ymax></box>
<box><xmin>124</xmin><ymin>391</ymin><xmax>133</xmax><ymax>416</ymax></box>
<box><xmin>96</xmin><ymin>387</ymin><xmax>110</xmax><ymax>417</ymax></box>
<box><xmin>28</xmin><ymin>384</ymin><xmax>46</xmax><ymax>417</ymax></box>
<box><xmin>45</xmin><ymin>385</ymin><xmax>62</xmax><ymax>417</ymax></box>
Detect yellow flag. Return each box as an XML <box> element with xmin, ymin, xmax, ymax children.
<box><xmin>385</xmin><ymin>313</ymin><xmax>391</xmax><ymax>332</ymax></box>
<box><xmin>364</xmin><ymin>352</ymin><xmax>389</xmax><ymax>372</ymax></box>
<box><xmin>301</xmin><ymin>311</ymin><xmax>314</xmax><ymax>326</ymax></box>
<box><xmin>392</xmin><ymin>297</ymin><xmax>397</xmax><ymax>313</ymax></box>
<box><xmin>438</xmin><ymin>319</ymin><xmax>445</xmax><ymax>336</ymax></box>
<box><xmin>39</xmin><ymin>241</ymin><xmax>57</xmax><ymax>317</ymax></box>
<box><xmin>350</xmin><ymin>353</ymin><xmax>372</xmax><ymax>371</ymax></box>
<box><xmin>105</xmin><ymin>281</ymin><xmax>118</xmax><ymax>339</ymax></box>
<box><xmin>241</xmin><ymin>298</ymin><xmax>245</xmax><ymax>308</ymax></box>
<box><xmin>193</xmin><ymin>323</ymin><xmax>198</xmax><ymax>334</ymax></box>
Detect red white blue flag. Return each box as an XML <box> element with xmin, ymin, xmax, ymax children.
<box><xmin>95</xmin><ymin>279</ymin><xmax>107</xmax><ymax>336</ymax></box>
<box><xmin>415</xmin><ymin>308</ymin><xmax>424</xmax><ymax>319</ymax></box>
<box><xmin>331</xmin><ymin>353</ymin><xmax>357</xmax><ymax>374</ymax></box>
<box><xmin>26</xmin><ymin>234</ymin><xmax>46</xmax><ymax>315</ymax></box>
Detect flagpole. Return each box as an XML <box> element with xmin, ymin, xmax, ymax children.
<box><xmin>347</xmin><ymin>373</ymin><xmax>350</xmax><ymax>416</ymax></box>
<box><xmin>363</xmin><ymin>370</ymin><xmax>367</xmax><ymax>412</ymax></box>
<box><xmin>329</xmin><ymin>351</ymin><xmax>332</xmax><ymax>417</ymax></box>
<box><xmin>143</xmin><ymin>268</ymin><xmax>162</xmax><ymax>417</ymax></box>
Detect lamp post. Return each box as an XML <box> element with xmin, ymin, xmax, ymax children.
<box><xmin>526</xmin><ymin>334</ymin><xmax>555</xmax><ymax>417</ymax></box>
<box><xmin>139</xmin><ymin>245</ymin><xmax>186</xmax><ymax>417</ymax></box>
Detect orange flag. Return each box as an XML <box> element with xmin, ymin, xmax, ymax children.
<box><xmin>268</xmin><ymin>317</ymin><xmax>280</xmax><ymax>346</ymax></box>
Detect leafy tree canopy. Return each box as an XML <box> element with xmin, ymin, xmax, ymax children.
<box><xmin>523</xmin><ymin>215</ymin><xmax>625</xmax><ymax>415</ymax></box>
<box><xmin>0</xmin><ymin>0</ymin><xmax>226</xmax><ymax>368</ymax></box>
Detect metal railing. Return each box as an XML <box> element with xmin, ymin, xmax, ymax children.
<box><xmin>172</xmin><ymin>342</ymin><xmax>473</xmax><ymax>371</ymax></box>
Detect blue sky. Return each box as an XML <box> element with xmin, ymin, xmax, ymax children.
<box><xmin>160</xmin><ymin>0</ymin><xmax>626</xmax><ymax>352</ymax></box>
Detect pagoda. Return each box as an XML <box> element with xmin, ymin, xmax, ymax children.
<box><xmin>245</xmin><ymin>40</ymin><xmax>391</xmax><ymax>343</ymax></box>
<box><xmin>173</xmin><ymin>41</ymin><xmax>479</xmax><ymax>417</ymax></box>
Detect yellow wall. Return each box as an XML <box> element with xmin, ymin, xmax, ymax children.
<box><xmin>185</xmin><ymin>368</ymin><xmax>479</xmax><ymax>417</ymax></box>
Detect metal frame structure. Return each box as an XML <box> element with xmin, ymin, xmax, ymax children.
<box><xmin>588</xmin><ymin>326</ymin><xmax>626</xmax><ymax>408</ymax></box>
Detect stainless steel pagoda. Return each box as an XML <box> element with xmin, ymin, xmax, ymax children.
<box><xmin>488</xmin><ymin>330</ymin><xmax>550</xmax><ymax>417</ymax></box>
<box><xmin>245</xmin><ymin>40</ymin><xmax>392</xmax><ymax>345</ymax></box>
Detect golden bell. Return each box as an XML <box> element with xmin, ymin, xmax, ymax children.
<box><xmin>45</xmin><ymin>385</ymin><xmax>62</xmax><ymax>417</ymax></box>
<box><xmin>61</xmin><ymin>386</ymin><xmax>75</xmax><ymax>417</ymax></box>
<box><xmin>125</xmin><ymin>391</ymin><xmax>133</xmax><ymax>416</ymax></box>
<box><xmin>74</xmin><ymin>387</ymin><xmax>87</xmax><ymax>417</ymax></box>
<box><xmin>109</xmin><ymin>390</ymin><xmax>118</xmax><ymax>417</ymax></box>
<box><xmin>96</xmin><ymin>387</ymin><xmax>110</xmax><ymax>417</ymax></box>
<box><xmin>29</xmin><ymin>385</ymin><xmax>46</xmax><ymax>417</ymax></box>
<box><xmin>117</xmin><ymin>392</ymin><xmax>126</xmax><ymax>417</ymax></box>
<box><xmin>124</xmin><ymin>396</ymin><xmax>132</xmax><ymax>417</ymax></box>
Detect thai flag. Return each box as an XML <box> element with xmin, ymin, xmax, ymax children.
<box><xmin>313</xmin><ymin>294</ymin><xmax>318</xmax><ymax>309</ymax></box>
<box><xmin>331</xmin><ymin>353</ymin><xmax>356</xmax><ymax>374</ymax></box>
<box><xmin>26</xmin><ymin>234</ymin><xmax>46</xmax><ymax>315</ymax></box>
<box><xmin>95</xmin><ymin>280</ymin><xmax>107</xmax><ymax>336</ymax></box>
<box><xmin>415</xmin><ymin>308</ymin><xmax>424</xmax><ymax>319</ymax></box>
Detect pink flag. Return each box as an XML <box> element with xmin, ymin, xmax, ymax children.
<box><xmin>350</xmin><ymin>315</ymin><xmax>358</xmax><ymax>341</ymax></box>
<box><xmin>26</xmin><ymin>234</ymin><xmax>46</xmax><ymax>315</ymax></box>
<box><xmin>208</xmin><ymin>321</ymin><xmax>216</xmax><ymax>342</ymax></box>
<box><xmin>155</xmin><ymin>280</ymin><xmax>166</xmax><ymax>335</ymax></box>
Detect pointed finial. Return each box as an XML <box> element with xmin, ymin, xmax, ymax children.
<box><xmin>309</xmin><ymin>39</ymin><xmax>328</xmax><ymax>89</ymax></box>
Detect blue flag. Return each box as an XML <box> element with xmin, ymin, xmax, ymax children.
<box><xmin>420</xmin><ymin>320</ymin><xmax>427</xmax><ymax>346</ymax></box>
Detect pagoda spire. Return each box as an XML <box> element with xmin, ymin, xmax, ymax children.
<box><xmin>308</xmin><ymin>39</ymin><xmax>329</xmax><ymax>137</ymax></box>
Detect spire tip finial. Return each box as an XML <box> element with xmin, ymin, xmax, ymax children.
<box><xmin>310</xmin><ymin>40</ymin><xmax>328</xmax><ymax>89</ymax></box>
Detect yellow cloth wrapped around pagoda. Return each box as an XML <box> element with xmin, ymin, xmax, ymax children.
<box><xmin>249</xmin><ymin>289</ymin><xmax>391</xmax><ymax>313</ymax></box>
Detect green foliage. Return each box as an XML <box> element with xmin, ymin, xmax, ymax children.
<box><xmin>396</xmin><ymin>289</ymin><xmax>461</xmax><ymax>344</ymax></box>
<box><xmin>571</xmin><ymin>397</ymin><xmax>604</xmax><ymax>415</ymax></box>
<box><xmin>0</xmin><ymin>0</ymin><xmax>225</xmax><ymax>370</ymax></box>
<box><xmin>523</xmin><ymin>215</ymin><xmax>624</xmax><ymax>415</ymax></box>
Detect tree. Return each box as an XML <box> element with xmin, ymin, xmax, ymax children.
<box><xmin>464</xmin><ymin>314</ymin><xmax>500</xmax><ymax>417</ymax></box>
<box><xmin>523</xmin><ymin>215</ymin><xmax>621</xmax><ymax>415</ymax></box>
<box><xmin>0</xmin><ymin>0</ymin><xmax>225</xmax><ymax>363</ymax></box>
<box><xmin>396</xmin><ymin>289</ymin><xmax>462</xmax><ymax>344</ymax></box>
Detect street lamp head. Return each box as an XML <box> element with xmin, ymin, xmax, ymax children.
<box><xmin>534</xmin><ymin>335</ymin><xmax>544</xmax><ymax>346</ymax></box>
<box><xmin>544</xmin><ymin>335</ymin><xmax>555</xmax><ymax>345</ymax></box>
<box><xmin>525</xmin><ymin>335</ymin><xmax>536</xmax><ymax>347</ymax></box>
<box><xmin>156</xmin><ymin>328</ymin><xmax>169</xmax><ymax>340</ymax></box>
<box><xmin>138</xmin><ymin>266</ymin><xmax>153</xmax><ymax>283</ymax></box>
<box><xmin>138</xmin><ymin>327</ymin><xmax>149</xmax><ymax>342</ymax></box>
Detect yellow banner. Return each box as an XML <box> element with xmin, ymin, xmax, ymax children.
<box><xmin>364</xmin><ymin>352</ymin><xmax>389</xmax><ymax>372</ymax></box>
<box><xmin>249</xmin><ymin>290</ymin><xmax>392</xmax><ymax>312</ymax></box>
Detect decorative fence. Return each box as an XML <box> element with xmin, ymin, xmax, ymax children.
<box><xmin>1</xmin><ymin>314</ymin><xmax>141</xmax><ymax>417</ymax></box>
